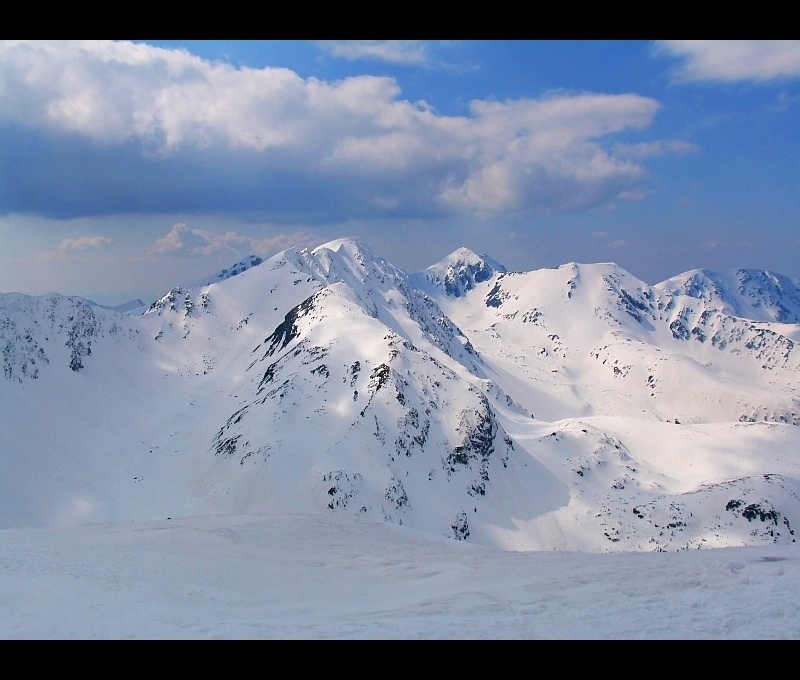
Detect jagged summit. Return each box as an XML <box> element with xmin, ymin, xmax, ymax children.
<box><xmin>412</xmin><ymin>247</ymin><xmax>507</xmax><ymax>298</ymax></box>
<box><xmin>300</xmin><ymin>238</ymin><xmax>390</xmax><ymax>286</ymax></box>
<box><xmin>656</xmin><ymin>267</ymin><xmax>800</xmax><ymax>323</ymax></box>
<box><xmin>144</xmin><ymin>253</ymin><xmax>268</xmax><ymax>316</ymax></box>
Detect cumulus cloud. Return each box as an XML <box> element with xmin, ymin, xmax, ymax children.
<box><xmin>150</xmin><ymin>222</ymin><xmax>249</xmax><ymax>255</ymax></box>
<box><xmin>150</xmin><ymin>223</ymin><xmax>321</xmax><ymax>260</ymax></box>
<box><xmin>58</xmin><ymin>235</ymin><xmax>113</xmax><ymax>252</ymax></box>
<box><xmin>435</xmin><ymin>93</ymin><xmax>660</xmax><ymax>216</ymax></box>
<box><xmin>0</xmin><ymin>41</ymin><xmax>668</xmax><ymax>219</ymax></box>
<box><xmin>654</xmin><ymin>40</ymin><xmax>800</xmax><ymax>83</ymax></box>
<box><xmin>319</xmin><ymin>41</ymin><xmax>429</xmax><ymax>65</ymax></box>
<box><xmin>38</xmin><ymin>234</ymin><xmax>114</xmax><ymax>260</ymax></box>
<box><xmin>187</xmin><ymin>228</ymin><xmax>249</xmax><ymax>256</ymax></box>
<box><xmin>150</xmin><ymin>223</ymin><xmax>188</xmax><ymax>253</ymax></box>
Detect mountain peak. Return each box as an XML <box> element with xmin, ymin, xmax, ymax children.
<box><xmin>656</xmin><ymin>267</ymin><xmax>800</xmax><ymax>323</ymax></box>
<box><xmin>413</xmin><ymin>247</ymin><xmax>507</xmax><ymax>298</ymax></box>
<box><xmin>442</xmin><ymin>247</ymin><xmax>505</xmax><ymax>271</ymax></box>
<box><xmin>298</xmin><ymin>237</ymin><xmax>393</xmax><ymax>286</ymax></box>
<box><xmin>311</xmin><ymin>237</ymin><xmax>373</xmax><ymax>260</ymax></box>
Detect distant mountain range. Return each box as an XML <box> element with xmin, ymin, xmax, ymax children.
<box><xmin>2</xmin><ymin>238</ymin><xmax>799</xmax><ymax>551</ymax></box>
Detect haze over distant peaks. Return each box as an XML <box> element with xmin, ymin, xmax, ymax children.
<box><xmin>88</xmin><ymin>298</ymin><xmax>146</xmax><ymax>314</ymax></box>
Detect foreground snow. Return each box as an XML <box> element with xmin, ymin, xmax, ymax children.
<box><xmin>2</xmin><ymin>513</ymin><xmax>798</xmax><ymax>640</ymax></box>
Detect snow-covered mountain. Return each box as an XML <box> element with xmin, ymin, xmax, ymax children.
<box><xmin>2</xmin><ymin>238</ymin><xmax>799</xmax><ymax>552</ymax></box>
<box><xmin>656</xmin><ymin>268</ymin><xmax>800</xmax><ymax>325</ymax></box>
<box><xmin>410</xmin><ymin>247</ymin><xmax>507</xmax><ymax>298</ymax></box>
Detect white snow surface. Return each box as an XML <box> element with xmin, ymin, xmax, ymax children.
<box><xmin>2</xmin><ymin>237</ymin><xmax>799</xmax><ymax>639</ymax></box>
<box><xmin>2</xmin><ymin>513</ymin><xmax>798</xmax><ymax>639</ymax></box>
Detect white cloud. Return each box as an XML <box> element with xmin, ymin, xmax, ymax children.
<box><xmin>250</xmin><ymin>230</ymin><xmax>322</xmax><ymax>257</ymax></box>
<box><xmin>436</xmin><ymin>93</ymin><xmax>660</xmax><ymax>215</ymax></box>
<box><xmin>59</xmin><ymin>235</ymin><xmax>113</xmax><ymax>252</ymax></box>
<box><xmin>0</xmin><ymin>41</ymin><xmax>666</xmax><ymax>218</ymax></box>
<box><xmin>654</xmin><ymin>40</ymin><xmax>800</xmax><ymax>83</ymax></box>
<box><xmin>150</xmin><ymin>223</ymin><xmax>189</xmax><ymax>254</ymax></box>
<box><xmin>150</xmin><ymin>223</ymin><xmax>321</xmax><ymax>260</ymax></box>
<box><xmin>609</xmin><ymin>239</ymin><xmax>633</xmax><ymax>249</ymax></box>
<box><xmin>614</xmin><ymin>140</ymin><xmax>698</xmax><ymax>160</ymax></box>
<box><xmin>319</xmin><ymin>41</ymin><xmax>429</xmax><ymax>65</ymax></box>
<box><xmin>37</xmin><ymin>233</ymin><xmax>114</xmax><ymax>260</ymax></box>
<box><xmin>150</xmin><ymin>223</ymin><xmax>250</xmax><ymax>256</ymax></box>
<box><xmin>187</xmin><ymin>228</ymin><xmax>249</xmax><ymax>256</ymax></box>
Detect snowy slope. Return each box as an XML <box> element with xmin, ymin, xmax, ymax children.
<box><xmin>656</xmin><ymin>268</ymin><xmax>800</xmax><ymax>325</ymax></box>
<box><xmin>2</xmin><ymin>514</ymin><xmax>798</xmax><ymax>639</ymax></box>
<box><xmin>408</xmin><ymin>250</ymin><xmax>800</xmax><ymax>550</ymax></box>
<box><xmin>2</xmin><ymin>238</ymin><xmax>799</xmax><ymax>553</ymax></box>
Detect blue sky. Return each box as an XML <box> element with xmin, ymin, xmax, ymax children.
<box><xmin>1</xmin><ymin>40</ymin><xmax>798</xmax><ymax>305</ymax></box>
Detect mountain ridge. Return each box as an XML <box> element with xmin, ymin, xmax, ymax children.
<box><xmin>2</xmin><ymin>237</ymin><xmax>798</xmax><ymax>552</ymax></box>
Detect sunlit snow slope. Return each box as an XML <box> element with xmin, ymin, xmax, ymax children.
<box><xmin>2</xmin><ymin>238</ymin><xmax>799</xmax><ymax>552</ymax></box>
